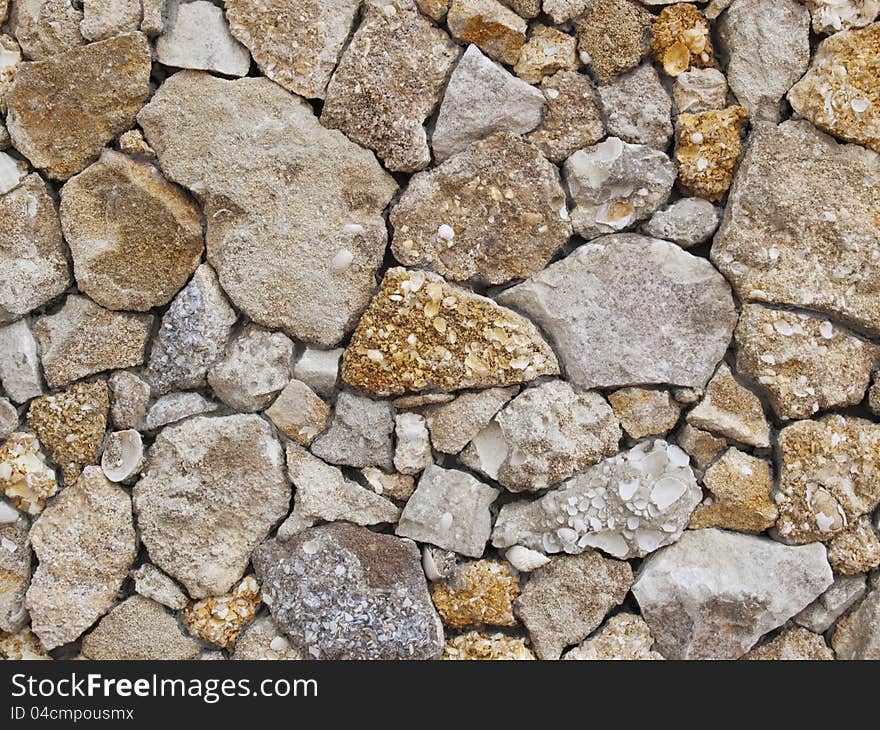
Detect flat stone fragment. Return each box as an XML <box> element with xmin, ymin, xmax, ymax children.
<box><xmin>311</xmin><ymin>392</ymin><xmax>395</xmax><ymax>470</ymax></box>
<box><xmin>743</xmin><ymin>626</ymin><xmax>834</xmax><ymax>660</ymax></box>
<box><xmin>82</xmin><ymin>596</ymin><xmax>200</xmax><ymax>660</ymax></box>
<box><xmin>673</xmin><ymin>67</ymin><xmax>729</xmax><ymax>113</ymax></box>
<box><xmin>360</xmin><ymin>467</ymin><xmax>415</xmax><ymax>501</ymax></box>
<box><xmin>690</xmin><ymin>448</ymin><xmax>778</xmax><ymax>532</ymax></box>
<box><xmin>431</xmin><ymin>44</ymin><xmax>546</xmax><ymax>164</ymax></box>
<box><xmin>431</xmin><ymin>560</ymin><xmax>518</xmax><ymax>627</ymax></box>
<box><xmin>6</xmin><ymin>32</ymin><xmax>151</xmax><ymax>181</ymax></box>
<box><xmin>542</xmin><ymin>0</ymin><xmax>589</xmax><ymax>24</ymax></box>
<box><xmin>716</xmin><ymin>0</ymin><xmax>810</xmax><ymax>122</ymax></box>
<box><xmin>0</xmin><ymin>433</ymin><xmax>56</xmax><ymax>516</ymax></box>
<box><xmin>424</xmin><ymin>386</ymin><xmax>517</xmax><ymax>455</ymax></box>
<box><xmin>394</xmin><ymin>413</ymin><xmax>432</xmax><ymax>475</ymax></box>
<box><xmin>0</xmin><ymin>515</ymin><xmax>30</xmax><ymax>632</ymax></box>
<box><xmin>253</xmin><ymin>522</ymin><xmax>445</xmax><ymax>660</ymax></box>
<box><xmin>80</xmin><ymin>0</ymin><xmax>141</xmax><ymax>41</ymax></box>
<box><xmin>0</xmin><ymin>174</ymin><xmax>69</xmax><ymax>324</ymax></box>
<box><xmin>788</xmin><ymin>23</ymin><xmax>880</xmax><ymax>153</ymax></box>
<box><xmin>293</xmin><ymin>349</ymin><xmax>343</xmax><ymax>398</ymax></box>
<box><xmin>795</xmin><ymin>574</ymin><xmax>867</xmax><ymax>634</ymax></box>
<box><xmin>574</xmin><ymin>0</ymin><xmax>652</xmax><ymax>83</ymax></box>
<box><xmin>183</xmin><ymin>575</ymin><xmax>261</xmax><ymax>648</ymax></box>
<box><xmin>133</xmin><ymin>414</ymin><xmax>290</xmax><ymax>599</ymax></box>
<box><xmin>108</xmin><ymin>371</ymin><xmax>150</xmax><ymax>430</ymax></box>
<box><xmin>711</xmin><ymin>120</ymin><xmax>880</xmax><ymax>336</ymax></box>
<box><xmin>145</xmin><ymin>264</ymin><xmax>237</xmax><ymax>396</ymax></box>
<box><xmin>321</xmin><ymin>0</ymin><xmax>459</xmax><ymax>173</ymax></box>
<box><xmin>515</xmin><ymin>551</ymin><xmax>633</xmax><ymax>660</ymax></box>
<box><xmin>460</xmin><ymin>380</ymin><xmax>621</xmax><ymax>493</ymax></box>
<box><xmin>832</xmin><ymin>586</ymin><xmax>880</xmax><ymax>659</ymax></box>
<box><xmin>139</xmin><ymin>71</ymin><xmax>397</xmax><ymax>347</ymax></box>
<box><xmin>564</xmin><ymin>138</ymin><xmax>676</xmax><ymax>238</ymax></box>
<box><xmin>225</xmin><ymin>0</ymin><xmax>359</xmax><ymax>99</ymax></box>
<box><xmin>27</xmin><ymin>381</ymin><xmax>108</xmax><ymax>484</ymax></box>
<box><xmin>527</xmin><ymin>70</ymin><xmax>605</xmax><ymax>164</ymax></box>
<box><xmin>776</xmin><ymin>416</ymin><xmax>880</xmax><ymax>544</ymax></box>
<box><xmin>0</xmin><ymin>319</ymin><xmax>43</xmax><ymax>404</ymax></box>
<box><xmin>392</xmin><ymin>133</ymin><xmax>571</xmax><ymax>285</ymax></box>
<box><xmin>598</xmin><ymin>64</ymin><xmax>673</xmax><ymax>151</ymax></box>
<box><xmin>513</xmin><ymin>24</ymin><xmax>577</xmax><ymax>84</ymax></box>
<box><xmin>393</xmin><ymin>393</ymin><xmax>455</xmax><ymax>409</ymax></box>
<box><xmin>498</xmin><ymin>234</ymin><xmax>737</xmax><ymax>390</ymax></box>
<box><xmin>675</xmin><ymin>106</ymin><xmax>749</xmax><ymax>202</ymax></box>
<box><xmin>443</xmin><ymin>631</ymin><xmax>534</xmax><ymax>659</ymax></box>
<box><xmin>342</xmin><ymin>268</ymin><xmax>559</xmax><ymax>397</ymax></box>
<box><xmin>27</xmin><ymin>467</ymin><xmax>136</xmax><ymax>650</ymax></box>
<box><xmin>650</xmin><ymin>2</ymin><xmax>713</xmax><ymax>77</ymax></box>
<box><xmin>608</xmin><ymin>387</ymin><xmax>681</xmax><ymax>440</ymax></box>
<box><xmin>59</xmin><ymin>149</ymin><xmax>204</xmax><ymax>312</ymax></box>
<box><xmin>492</xmin><ymin>439</ymin><xmax>702</xmax><ymax>559</ymax></box>
<box><xmin>563</xmin><ymin>613</ymin><xmax>664</xmax><ymax>660</ymax></box>
<box><xmin>806</xmin><ymin>0</ymin><xmax>880</xmax><ymax>34</ymax></box>
<box><xmin>33</xmin><ymin>295</ymin><xmax>153</xmax><ymax>389</ymax></box>
<box><xmin>396</xmin><ymin>463</ymin><xmax>499</xmax><ymax>558</ymax></box>
<box><xmin>632</xmin><ymin>528</ymin><xmax>833</xmax><ymax>659</ymax></box>
<box><xmin>827</xmin><ymin>516</ymin><xmax>880</xmax><ymax>574</ymax></box>
<box><xmin>265</xmin><ymin>379</ymin><xmax>329</xmax><ymax>447</ymax></box>
<box><xmin>10</xmin><ymin>0</ymin><xmax>84</xmax><ymax>60</ymax></box>
<box><xmin>155</xmin><ymin>0</ymin><xmax>250</xmax><ymax>76</ymax></box>
<box><xmin>642</xmin><ymin>198</ymin><xmax>721</xmax><ymax>248</ymax></box>
<box><xmin>735</xmin><ymin>304</ymin><xmax>880</xmax><ymax>421</ymax></box>
<box><xmin>232</xmin><ymin>614</ymin><xmax>304</xmax><ymax>660</ymax></box>
<box><xmin>131</xmin><ymin>564</ymin><xmax>189</xmax><ymax>610</ymax></box>
<box><xmin>446</xmin><ymin>0</ymin><xmax>527</xmax><ymax>66</ymax></box>
<box><xmin>143</xmin><ymin>392</ymin><xmax>217</xmax><ymax>432</ymax></box>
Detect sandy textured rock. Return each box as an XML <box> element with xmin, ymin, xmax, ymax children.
<box><xmin>10</xmin><ymin>0</ymin><xmax>84</xmax><ymax>60</ymax></box>
<box><xmin>183</xmin><ymin>574</ymin><xmax>261</xmax><ymax>648</ymax></box>
<box><xmin>34</xmin><ymin>296</ymin><xmax>153</xmax><ymax>389</ymax></box>
<box><xmin>504</xmin><ymin>0</ymin><xmax>540</xmax><ymax>16</ymax></box>
<box><xmin>424</xmin><ymin>386</ymin><xmax>517</xmax><ymax>455</ymax></box>
<box><xmin>492</xmin><ymin>439</ymin><xmax>701</xmax><ymax>559</ymax></box>
<box><xmin>499</xmin><ymin>235</ymin><xmax>737</xmax><ymax>390</ymax></box>
<box><xmin>598</xmin><ymin>64</ymin><xmax>673</xmax><ymax>151</ymax></box>
<box><xmin>265</xmin><ymin>380</ymin><xmax>329</xmax><ymax>446</ymax></box>
<box><xmin>447</xmin><ymin>0</ymin><xmax>527</xmax><ymax>66</ymax></box>
<box><xmin>542</xmin><ymin>0</ymin><xmax>589</xmax><ymax>23</ymax></box>
<box><xmin>396</xmin><ymin>463</ymin><xmax>499</xmax><ymax>558</ymax></box>
<box><xmin>806</xmin><ymin>0</ymin><xmax>880</xmax><ymax>34</ymax></box>
<box><xmin>342</xmin><ymin>268</ymin><xmax>558</xmax><ymax>396</ymax></box>
<box><xmin>139</xmin><ymin>71</ymin><xmax>397</xmax><ymax>347</ymax></box>
<box><xmin>513</xmin><ymin>24</ymin><xmax>577</xmax><ymax>84</ymax></box>
<box><xmin>27</xmin><ymin>467</ymin><xmax>136</xmax><ymax>650</ymax></box>
<box><xmin>394</xmin><ymin>393</ymin><xmax>456</xmax><ymax>409</ymax></box>
<box><xmin>311</xmin><ymin>392</ymin><xmax>395</xmax><ymax>470</ymax></box>
<box><xmin>431</xmin><ymin>44</ymin><xmax>545</xmax><ymax>163</ymax></box>
<box><xmin>443</xmin><ymin>631</ymin><xmax>534</xmax><ymax>659</ymax></box>
<box><xmin>6</xmin><ymin>33</ymin><xmax>151</xmax><ymax>181</ymax></box>
<box><xmin>391</xmin><ymin>133</ymin><xmax>571</xmax><ymax>284</ymax></box>
<box><xmin>675</xmin><ymin>106</ymin><xmax>749</xmax><ymax>202</ymax></box>
<box><xmin>564</xmin><ymin>138</ymin><xmax>676</xmax><ymax>239</ymax></box>
<box><xmin>0</xmin><ymin>515</ymin><xmax>30</xmax><ymax>632</ymax></box>
<box><xmin>0</xmin><ymin>399</ymin><xmax>17</xmax><ymax>440</ymax></box>
<box><xmin>417</xmin><ymin>0</ymin><xmax>450</xmax><ymax>19</ymax></box>
<box><xmin>140</xmin><ymin>0</ymin><xmax>164</xmax><ymax>34</ymax></box>
<box><xmin>461</xmin><ymin>381</ymin><xmax>621</xmax><ymax>493</ymax></box>
<box><xmin>133</xmin><ymin>414</ymin><xmax>289</xmax><ymax>599</ymax></box>
<box><xmin>321</xmin><ymin>0</ymin><xmax>459</xmax><ymax>173</ymax></box>
<box><xmin>650</xmin><ymin>2</ymin><xmax>713</xmax><ymax>77</ymax></box>
<box><xmin>360</xmin><ymin>467</ymin><xmax>415</xmax><ymax>501</ymax></box>
<box><xmin>743</xmin><ymin>626</ymin><xmax>834</xmax><ymax>660</ymax></box>
<box><xmin>0</xmin><ymin>319</ymin><xmax>43</xmax><ymax>404</ymax></box>
<box><xmin>827</xmin><ymin>516</ymin><xmax>880</xmax><ymax>574</ymax></box>
<box><xmin>711</xmin><ymin>120</ymin><xmax>880</xmax><ymax>335</ymax></box>
<box><xmin>108</xmin><ymin>371</ymin><xmax>149</xmax><ymax>431</ymax></box>
<box><xmin>515</xmin><ymin>551</ymin><xmax>632</xmax><ymax>659</ymax></box>
<box><xmin>633</xmin><ymin>528</ymin><xmax>833</xmax><ymax>659</ymax></box>
<box><xmin>574</xmin><ymin>0</ymin><xmax>651</xmax><ymax>83</ymax></box>
<box><xmin>0</xmin><ymin>432</ymin><xmax>56</xmax><ymax>516</ymax></box>
<box><xmin>832</xmin><ymin>586</ymin><xmax>880</xmax><ymax>659</ymax></box>
<box><xmin>117</xmin><ymin>129</ymin><xmax>154</xmax><ymax>158</ymax></box>
<box><xmin>608</xmin><ymin>388</ymin><xmax>681</xmax><ymax>440</ymax></box>
<box><xmin>796</xmin><ymin>574</ymin><xmax>867</xmax><ymax>634</ymax></box>
<box><xmin>60</xmin><ymin>149</ymin><xmax>203</xmax><ymax>312</ymax></box>
<box><xmin>80</xmin><ymin>0</ymin><xmax>140</xmax><ymax>41</ymax></box>
<box><xmin>394</xmin><ymin>413</ymin><xmax>432</xmax><ymax>475</ymax></box>
<box><xmin>563</xmin><ymin>613</ymin><xmax>664</xmax><ymax>660</ymax></box>
<box><xmin>716</xmin><ymin>0</ymin><xmax>810</xmax><ymax>122</ymax></box>
<box><xmin>673</xmin><ymin>67</ymin><xmax>730</xmax><ymax>113</ymax></box>
<box><xmin>870</xmin><ymin>372</ymin><xmax>880</xmax><ymax>416</ymax></box>
<box><xmin>431</xmin><ymin>560</ymin><xmax>518</xmax><ymax>627</ymax></box>
<box><xmin>232</xmin><ymin>613</ymin><xmax>304</xmax><ymax>660</ymax></box>
<box><xmin>642</xmin><ymin>198</ymin><xmax>721</xmax><ymax>248</ymax></box>
<box><xmin>82</xmin><ymin>596</ymin><xmax>200</xmax><ymax>660</ymax></box>
<box><xmin>253</xmin><ymin>522</ymin><xmax>444</xmax><ymax>660</ymax></box>
<box><xmin>143</xmin><ymin>392</ymin><xmax>217</xmax><ymax>431</ymax></box>
<box><xmin>0</xmin><ymin>174</ymin><xmax>69</xmax><ymax>324</ymax></box>
<box><xmin>131</xmin><ymin>564</ymin><xmax>188</xmax><ymax>610</ymax></box>
<box><xmin>293</xmin><ymin>349</ymin><xmax>342</xmax><ymax>399</ymax></box>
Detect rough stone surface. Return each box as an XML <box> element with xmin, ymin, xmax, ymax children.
<box><xmin>499</xmin><ymin>235</ymin><xmax>737</xmax><ymax>390</ymax></box>
<box><xmin>0</xmin><ymin>628</ymin><xmax>50</xmax><ymax>660</ymax></box>
<box><xmin>597</xmin><ymin>64</ymin><xmax>673</xmax><ymax>151</ymax></box>
<box><xmin>563</xmin><ymin>613</ymin><xmax>664</xmax><ymax>661</ymax></box>
<box><xmin>446</xmin><ymin>0</ymin><xmax>527</xmax><ymax>66</ymax></box>
<box><xmin>673</xmin><ymin>67</ymin><xmax>730</xmax><ymax>113</ymax></box>
<box><xmin>675</xmin><ymin>106</ymin><xmax>749</xmax><ymax>202</ymax></box>
<box><xmin>293</xmin><ymin>349</ymin><xmax>342</xmax><ymax>399</ymax></box>
<box><xmin>806</xmin><ymin>0</ymin><xmax>880</xmax><ymax>34</ymax></box>
<box><xmin>131</xmin><ymin>564</ymin><xmax>189</xmax><ymax>610</ymax></box>
<box><xmin>574</xmin><ymin>0</ymin><xmax>652</xmax><ymax>83</ymax></box>
<box><xmin>542</xmin><ymin>0</ymin><xmax>589</xmax><ymax>23</ymax></box>
<box><xmin>183</xmin><ymin>574</ymin><xmax>261</xmax><ymax>648</ymax></box>
<box><xmin>608</xmin><ymin>388</ymin><xmax>681</xmax><ymax>440</ymax></box>
<box><xmin>632</xmin><ymin>528</ymin><xmax>833</xmax><ymax>660</ymax></box>
<box><xmin>0</xmin><ymin>35</ymin><xmax>21</xmax><ymax>116</ymax></box>
<box><xmin>311</xmin><ymin>392</ymin><xmax>395</xmax><ymax>470</ymax></box>
<box><xmin>417</xmin><ymin>0</ymin><xmax>450</xmax><ymax>20</ymax></box>
<box><xmin>0</xmin><ymin>399</ymin><xmax>17</xmax><ymax>440</ymax></box>
<box><xmin>0</xmin><ymin>432</ymin><xmax>56</xmax><ymax>516</ymax></box>
<box><xmin>0</xmin><ymin>319</ymin><xmax>44</xmax><ymax>404</ymax></box>
<box><xmin>827</xmin><ymin>516</ymin><xmax>880</xmax><ymax>574</ymax></box>
<box><xmin>360</xmin><ymin>468</ymin><xmax>415</xmax><ymax>501</ymax></box>
<box><xmin>832</xmin><ymin>586</ymin><xmax>880</xmax><ymax>659</ymax></box>
<box><xmin>443</xmin><ymin>631</ymin><xmax>534</xmax><ymax>659</ymax></box>
<box><xmin>10</xmin><ymin>0</ymin><xmax>84</xmax><ymax>60</ymax></box>
<box><xmin>232</xmin><ymin>613</ymin><xmax>304</xmax><ymax>660</ymax></box>
<box><xmin>140</xmin><ymin>0</ymin><xmax>164</xmax><ymax>35</ymax></box>
<box><xmin>642</xmin><ymin>198</ymin><xmax>721</xmax><ymax>248</ymax></box>
<box><xmin>394</xmin><ymin>413</ymin><xmax>432</xmax><ymax>475</ymax></box>
<box><xmin>513</xmin><ymin>24</ymin><xmax>577</xmax><ymax>84</ymax></box>
<box><xmin>108</xmin><ymin>371</ymin><xmax>150</xmax><ymax>431</ymax></box>
<box><xmin>424</xmin><ymin>386</ymin><xmax>517</xmax><ymax>455</ymax></box>
<box><xmin>650</xmin><ymin>2</ymin><xmax>713</xmax><ymax>77</ymax></box>
<box><xmin>265</xmin><ymin>379</ymin><xmax>329</xmax><ymax>447</ymax></box>
<box><xmin>80</xmin><ymin>0</ymin><xmax>141</xmax><ymax>41</ymax></box>
<box><xmin>133</xmin><ymin>414</ymin><xmax>289</xmax><ymax>598</ymax></box>
<box><xmin>143</xmin><ymin>392</ymin><xmax>218</xmax><ymax>432</ymax></box>
<box><xmin>743</xmin><ymin>626</ymin><xmax>834</xmax><ymax>660</ymax></box>
<box><xmin>0</xmin><ymin>515</ymin><xmax>30</xmax><ymax>632</ymax></box>
<box><xmin>431</xmin><ymin>560</ymin><xmax>518</xmax><ymax>627</ymax></box>
<box><xmin>796</xmin><ymin>574</ymin><xmax>867</xmax><ymax>634</ymax></box>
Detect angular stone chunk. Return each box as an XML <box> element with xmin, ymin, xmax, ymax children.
<box><xmin>394</xmin><ymin>413</ymin><xmax>432</xmax><ymax>475</ymax></box>
<box><xmin>650</xmin><ymin>2</ymin><xmax>713</xmax><ymax>77</ymax></box>
<box><xmin>673</xmin><ymin>67</ymin><xmax>729</xmax><ymax>113</ymax></box>
<box><xmin>396</xmin><ymin>463</ymin><xmax>499</xmax><ymax>558</ymax></box>
<box><xmin>310</xmin><ymin>392</ymin><xmax>395</xmax><ymax>470</ymax></box>
<box><xmin>6</xmin><ymin>32</ymin><xmax>151</xmax><ymax>181</ymax></box>
<box><xmin>108</xmin><ymin>371</ymin><xmax>150</xmax><ymax>431</ymax></box>
<box><xmin>254</xmin><ymin>522</ymin><xmax>444</xmax><ymax>660</ymax></box>
<box><xmin>513</xmin><ymin>24</ymin><xmax>577</xmax><ymax>84</ymax></box>
<box><xmin>832</xmin><ymin>586</ymin><xmax>880</xmax><ymax>659</ymax></box>
<box><xmin>424</xmin><ymin>386</ymin><xmax>517</xmax><ymax>455</ymax></box>
<box><xmin>133</xmin><ymin>414</ymin><xmax>290</xmax><ymax>598</ymax></box>
<box><xmin>563</xmin><ymin>613</ymin><xmax>664</xmax><ymax>661</ymax></box>
<box><xmin>27</xmin><ymin>467</ymin><xmax>136</xmax><ymax>650</ymax></box>
<box><xmin>543</xmin><ymin>0</ymin><xmax>589</xmax><ymax>23</ymax></box>
<box><xmin>417</xmin><ymin>0</ymin><xmax>450</xmax><ymax>19</ymax></box>
<box><xmin>499</xmin><ymin>235</ymin><xmax>737</xmax><ymax>390</ymax></box>
<box><xmin>505</xmin><ymin>0</ymin><xmax>539</xmax><ymax>16</ymax></box>
<box><xmin>492</xmin><ymin>439</ymin><xmax>701</xmax><ymax>559</ymax></box>
<box><xmin>431</xmin><ymin>560</ymin><xmax>518</xmax><ymax>628</ymax></box>
<box><xmin>0</xmin><ymin>515</ymin><xmax>30</xmax><ymax>632</ymax></box>
<box><xmin>321</xmin><ymin>0</ymin><xmax>459</xmax><ymax>173</ymax></box>
<box><xmin>598</xmin><ymin>64</ymin><xmax>673</xmax><ymax>151</ymax></box>
<box><xmin>743</xmin><ymin>626</ymin><xmax>834</xmax><ymax>661</ymax></box>
<box><xmin>675</xmin><ymin>106</ymin><xmax>749</xmax><ymax>202</ymax></box>
<box><xmin>633</xmin><ymin>528</ymin><xmax>832</xmax><ymax>659</ymax></box>
<box><xmin>806</xmin><ymin>0</ymin><xmax>880</xmax><ymax>34</ymax></box>
<box><xmin>642</xmin><ymin>198</ymin><xmax>721</xmax><ymax>248</ymax></box>
<box><xmin>447</xmin><ymin>0</ymin><xmax>527</xmax><ymax>66</ymax></box>
<box><xmin>443</xmin><ymin>631</ymin><xmax>534</xmax><ymax>659</ymax></box>
<box><xmin>711</xmin><ymin>120</ymin><xmax>880</xmax><ymax>335</ymax></box>
<box><xmin>0</xmin><ymin>432</ymin><xmax>56</xmax><ymax>516</ymax></box>
<box><xmin>342</xmin><ymin>268</ymin><xmax>558</xmax><ymax>397</ymax></box>
<box><xmin>391</xmin><ymin>133</ymin><xmax>571</xmax><ymax>285</ymax></box>
<box><xmin>143</xmin><ymin>392</ymin><xmax>217</xmax><ymax>432</ymax></box>
<box><xmin>564</xmin><ymin>138</ymin><xmax>676</xmax><ymax>239</ymax></box>
<box><xmin>827</xmin><ymin>516</ymin><xmax>880</xmax><ymax>575</ymax></box>
<box><xmin>0</xmin><ymin>319</ymin><xmax>43</xmax><ymax>404</ymax></box>
<box><xmin>608</xmin><ymin>387</ymin><xmax>681</xmax><ymax>440</ymax></box>
<box><xmin>265</xmin><ymin>379</ymin><xmax>329</xmax><ymax>447</ymax></box>
<box><xmin>431</xmin><ymin>44</ymin><xmax>545</xmax><ymax>164</ymax></box>
<box><xmin>140</xmin><ymin>0</ymin><xmax>164</xmax><ymax>35</ymax></box>
<box><xmin>80</xmin><ymin>0</ymin><xmax>141</xmax><ymax>41</ymax></box>
<box><xmin>10</xmin><ymin>0</ymin><xmax>84</xmax><ymax>60</ymax></box>
<box><xmin>139</xmin><ymin>71</ymin><xmax>397</xmax><ymax>347</ymax></box>
<box><xmin>293</xmin><ymin>349</ymin><xmax>342</xmax><ymax>398</ymax></box>
<box><xmin>461</xmin><ymin>381</ymin><xmax>621</xmax><ymax>493</ymax></box>
<box><xmin>360</xmin><ymin>467</ymin><xmax>415</xmax><ymax>501</ymax></box>
<box><xmin>0</xmin><ymin>399</ymin><xmax>17</xmax><ymax>440</ymax></box>
<box><xmin>33</xmin><ymin>296</ymin><xmax>153</xmax><ymax>389</ymax></box>
<box><xmin>796</xmin><ymin>574</ymin><xmax>867</xmax><ymax>634</ymax></box>
<box><xmin>226</xmin><ymin>0</ymin><xmax>358</xmax><ymax>99</ymax></box>
<box><xmin>515</xmin><ymin>551</ymin><xmax>632</xmax><ymax>660</ymax></box>
<box><xmin>232</xmin><ymin>613</ymin><xmax>304</xmax><ymax>660</ymax></box>
<box><xmin>574</xmin><ymin>0</ymin><xmax>651</xmax><ymax>83</ymax></box>
<box><xmin>131</xmin><ymin>563</ymin><xmax>189</xmax><ymax>610</ymax></box>
<box><xmin>183</xmin><ymin>574</ymin><xmax>261</xmax><ymax>648</ymax></box>
<box><xmin>788</xmin><ymin>23</ymin><xmax>880</xmax><ymax>154</ymax></box>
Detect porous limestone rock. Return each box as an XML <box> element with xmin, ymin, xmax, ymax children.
<box><xmin>431</xmin><ymin>44</ymin><xmax>545</xmax><ymax>164</ymax></box>
<box><xmin>608</xmin><ymin>388</ymin><xmax>681</xmax><ymax>440</ymax></box>
<box><xmin>711</xmin><ymin>120</ymin><xmax>880</xmax><ymax>336</ymax></box>
<box><xmin>443</xmin><ymin>631</ymin><xmax>534</xmax><ymax>659</ymax></box>
<box><xmin>253</xmin><ymin>522</ymin><xmax>445</xmax><ymax>660</ymax></box>
<box><xmin>6</xmin><ymin>32</ymin><xmax>151</xmax><ymax>180</ymax></box>
<box><xmin>673</xmin><ymin>67</ymin><xmax>729</xmax><ymax>113</ymax></box>
<box><xmin>265</xmin><ymin>379</ymin><xmax>329</xmax><ymax>447</ymax></box>
<box><xmin>118</xmin><ymin>129</ymin><xmax>154</xmax><ymax>158</ymax></box>
<box><xmin>563</xmin><ymin>138</ymin><xmax>676</xmax><ymax>239</ymax></box>
<box><xmin>140</xmin><ymin>0</ymin><xmax>164</xmax><ymax>34</ymax></box>
<box><xmin>133</xmin><ymin>414</ymin><xmax>289</xmax><ymax>599</ymax></box>
<box><xmin>431</xmin><ymin>560</ymin><xmax>518</xmax><ymax>627</ymax></box>
<box><xmin>650</xmin><ymin>2</ymin><xmax>713</xmax><ymax>77</ymax></box>
<box><xmin>675</xmin><ymin>106</ymin><xmax>749</xmax><ymax>202</ymax></box>
<box><xmin>542</xmin><ymin>0</ymin><xmax>589</xmax><ymax>23</ymax></box>
<box><xmin>360</xmin><ymin>468</ymin><xmax>415</xmax><ymax>501</ymax></box>
<box><xmin>796</xmin><ymin>574</ymin><xmax>867</xmax><ymax>634</ymax></box>
<box><xmin>806</xmin><ymin>0</ymin><xmax>880</xmax><ymax>34</ymax></box>
<box><xmin>492</xmin><ymin>439</ymin><xmax>702</xmax><ymax>559</ymax></box>
<box><xmin>0</xmin><ymin>515</ymin><xmax>29</xmax><ymax>632</ymax></box>
<box><xmin>513</xmin><ymin>24</ymin><xmax>577</xmax><ymax>84</ymax></box>
<box><xmin>10</xmin><ymin>0</ymin><xmax>84</xmax><ymax>60</ymax></box>
<box><xmin>417</xmin><ymin>0</ymin><xmax>450</xmax><ymax>19</ymax></box>
<box><xmin>108</xmin><ymin>371</ymin><xmax>150</xmax><ymax>431</ymax></box>
<box><xmin>100</xmin><ymin>429</ymin><xmax>144</xmax><ymax>483</ymax></box>
<box><xmin>498</xmin><ymin>235</ymin><xmax>737</xmax><ymax>390</ymax></box>
<box><xmin>424</xmin><ymin>386</ymin><xmax>517</xmax><ymax>455</ymax></box>
<box><xmin>0</xmin><ymin>433</ymin><xmax>56</xmax><ymax>516</ymax></box>
<box><xmin>743</xmin><ymin>626</ymin><xmax>834</xmax><ymax>660</ymax></box>
<box><xmin>515</xmin><ymin>551</ymin><xmax>633</xmax><ymax>660</ymax></box>
<box><xmin>504</xmin><ymin>0</ymin><xmax>539</xmax><ymax>17</ymax></box>
<box><xmin>131</xmin><ymin>564</ymin><xmax>189</xmax><ymax>611</ymax></box>
<box><xmin>597</xmin><ymin>64</ymin><xmax>673</xmax><ymax>151</ymax></box>
<box><xmin>143</xmin><ymin>392</ymin><xmax>217</xmax><ymax>431</ymax></box>
<box><xmin>33</xmin><ymin>295</ymin><xmax>153</xmax><ymax>389</ymax></box>
<box><xmin>574</xmin><ymin>0</ymin><xmax>652</xmax><ymax>83</ymax></box>
<box><xmin>0</xmin><ymin>399</ymin><xmax>17</xmax><ymax>440</ymax></box>
<box><xmin>394</xmin><ymin>413</ymin><xmax>432</xmax><ymax>475</ymax></box>
<box><xmin>396</xmin><ymin>463</ymin><xmax>499</xmax><ymax>558</ymax></box>
<box><xmin>460</xmin><ymin>380</ymin><xmax>621</xmax><ymax>493</ymax></box>
<box><xmin>341</xmin><ymin>268</ymin><xmax>558</xmax><ymax>396</ymax></box>
<box><xmin>563</xmin><ymin>613</ymin><xmax>664</xmax><ymax>660</ymax></box>
<box><xmin>293</xmin><ymin>349</ymin><xmax>343</xmax><ymax>398</ymax></box>
<box><xmin>27</xmin><ymin>467</ymin><xmax>136</xmax><ymax>650</ymax></box>
<box><xmin>321</xmin><ymin>0</ymin><xmax>459</xmax><ymax>173</ymax></box>
<box><xmin>0</xmin><ymin>628</ymin><xmax>50</xmax><ymax>660</ymax></box>
<box><xmin>183</xmin><ymin>575</ymin><xmax>261</xmax><ymax>648</ymax></box>
<box><xmin>0</xmin><ymin>36</ymin><xmax>21</xmax><ymax>114</ymax></box>
<box><xmin>0</xmin><ymin>319</ymin><xmax>43</xmax><ymax>403</ymax></box>
<box><xmin>827</xmin><ymin>516</ymin><xmax>880</xmax><ymax>574</ymax></box>
<box><xmin>80</xmin><ymin>0</ymin><xmax>141</xmax><ymax>41</ymax></box>
<box><xmin>311</xmin><ymin>392</ymin><xmax>395</xmax><ymax>470</ymax></box>
<box><xmin>832</xmin><ymin>586</ymin><xmax>880</xmax><ymax>659</ymax></box>
<box><xmin>138</xmin><ymin>71</ymin><xmax>398</xmax><ymax>347</ymax></box>
<box><xmin>686</xmin><ymin>363</ymin><xmax>770</xmax><ymax>447</ymax></box>
<box><xmin>642</xmin><ymin>198</ymin><xmax>721</xmax><ymax>248</ymax></box>
<box><xmin>59</xmin><ymin>149</ymin><xmax>203</xmax><ymax>312</ymax></box>
<box><xmin>391</xmin><ymin>133</ymin><xmax>571</xmax><ymax>285</ymax></box>
<box><xmin>446</xmin><ymin>0</ymin><xmax>527</xmax><ymax>66</ymax></box>
<box><xmin>632</xmin><ymin>528</ymin><xmax>833</xmax><ymax>659</ymax></box>
<box><xmin>870</xmin><ymin>372</ymin><xmax>880</xmax><ymax>416</ymax></box>
<box><xmin>232</xmin><ymin>613</ymin><xmax>304</xmax><ymax>660</ymax></box>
